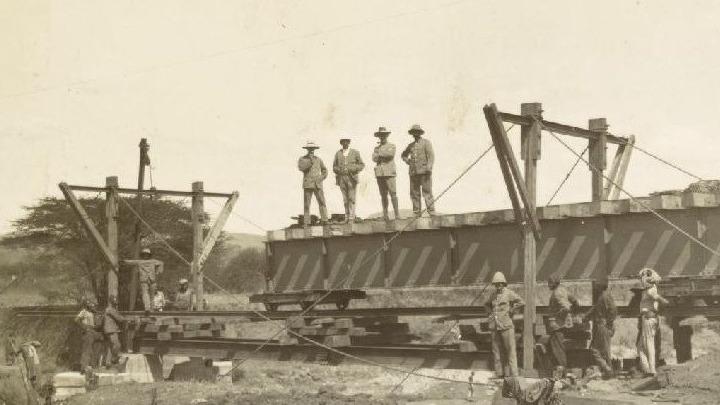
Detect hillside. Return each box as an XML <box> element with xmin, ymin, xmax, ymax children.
<box><xmin>223</xmin><ymin>232</ymin><xmax>265</xmax><ymax>250</ymax></box>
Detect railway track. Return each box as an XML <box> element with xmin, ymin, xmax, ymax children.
<box><xmin>135</xmin><ymin>337</ymin><xmax>492</xmax><ymax>370</ymax></box>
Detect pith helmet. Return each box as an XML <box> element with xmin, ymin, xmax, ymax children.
<box><xmin>141</xmin><ymin>248</ymin><xmax>151</xmax><ymax>255</ymax></box>
<box><xmin>179</xmin><ymin>278</ymin><xmax>189</xmax><ymax>285</ymax></box>
<box><xmin>491</xmin><ymin>272</ymin><xmax>507</xmax><ymax>284</ymax></box>
<box><xmin>302</xmin><ymin>140</ymin><xmax>320</xmax><ymax>149</ymax></box>
<box><xmin>408</xmin><ymin>124</ymin><xmax>425</xmax><ymax>135</ymax></box>
<box><xmin>374</xmin><ymin>126</ymin><xmax>391</xmax><ymax>137</ymax></box>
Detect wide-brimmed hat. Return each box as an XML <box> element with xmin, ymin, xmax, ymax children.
<box><xmin>374</xmin><ymin>126</ymin><xmax>391</xmax><ymax>137</ymax></box>
<box><xmin>302</xmin><ymin>140</ymin><xmax>320</xmax><ymax>149</ymax></box>
<box><xmin>339</xmin><ymin>137</ymin><xmax>351</xmax><ymax>142</ymax></box>
<box><xmin>408</xmin><ymin>124</ymin><xmax>425</xmax><ymax>135</ymax></box>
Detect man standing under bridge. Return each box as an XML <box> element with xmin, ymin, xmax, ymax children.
<box><xmin>546</xmin><ymin>275</ymin><xmax>579</xmax><ymax>374</ymax></box>
<box><xmin>637</xmin><ymin>268</ymin><xmax>669</xmax><ymax>377</ymax></box>
<box><xmin>586</xmin><ymin>279</ymin><xmax>617</xmax><ymax>379</ymax></box>
<box><xmin>483</xmin><ymin>271</ymin><xmax>524</xmax><ymax>378</ymax></box>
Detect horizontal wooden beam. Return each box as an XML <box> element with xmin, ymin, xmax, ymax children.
<box><xmin>498</xmin><ymin>112</ymin><xmax>628</xmax><ymax>145</ymax></box>
<box><xmin>66</xmin><ymin>185</ymin><xmax>234</xmax><ymax>198</ymax></box>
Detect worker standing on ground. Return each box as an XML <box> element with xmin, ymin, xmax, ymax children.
<box><xmin>333</xmin><ymin>137</ymin><xmax>365</xmax><ymax>223</ymax></box>
<box><xmin>401</xmin><ymin>124</ymin><xmax>435</xmax><ymax>217</ymax></box>
<box><xmin>174</xmin><ymin>278</ymin><xmax>194</xmax><ymax>310</ymax></box>
<box><xmin>637</xmin><ymin>268</ymin><xmax>669</xmax><ymax>377</ymax></box>
<box><xmin>103</xmin><ymin>296</ymin><xmax>126</xmax><ymax>366</ymax></box>
<box><xmin>372</xmin><ymin>126</ymin><xmax>400</xmax><ymax>221</ymax></box>
<box><xmin>546</xmin><ymin>275</ymin><xmax>579</xmax><ymax>373</ymax></box>
<box><xmin>586</xmin><ymin>279</ymin><xmax>617</xmax><ymax>379</ymax></box>
<box><xmin>75</xmin><ymin>299</ymin><xmax>100</xmax><ymax>373</ymax></box>
<box><xmin>482</xmin><ymin>271</ymin><xmax>524</xmax><ymax>378</ymax></box>
<box><xmin>122</xmin><ymin>248</ymin><xmax>163</xmax><ymax>311</ymax></box>
<box><xmin>298</xmin><ymin>141</ymin><xmax>328</xmax><ymax>226</ymax></box>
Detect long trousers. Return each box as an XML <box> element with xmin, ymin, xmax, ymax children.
<box><xmin>410</xmin><ymin>173</ymin><xmax>435</xmax><ymax>215</ymax></box>
<box><xmin>80</xmin><ymin>328</ymin><xmax>100</xmax><ymax>370</ymax></box>
<box><xmin>303</xmin><ymin>188</ymin><xmax>328</xmax><ymax>225</ymax></box>
<box><xmin>637</xmin><ymin>316</ymin><xmax>658</xmax><ymax>374</ymax></box>
<box><xmin>376</xmin><ymin>177</ymin><xmax>399</xmax><ymax>219</ymax></box>
<box><xmin>549</xmin><ymin>329</ymin><xmax>567</xmax><ymax>367</ymax></box>
<box><xmin>140</xmin><ymin>280</ymin><xmax>156</xmax><ymax>311</ymax></box>
<box><xmin>491</xmin><ymin>328</ymin><xmax>518</xmax><ymax>377</ymax></box>
<box><xmin>590</xmin><ymin>323</ymin><xmax>613</xmax><ymax>372</ymax></box>
<box><xmin>105</xmin><ymin>333</ymin><xmax>121</xmax><ymax>365</ymax></box>
<box><xmin>338</xmin><ymin>176</ymin><xmax>357</xmax><ymax>220</ymax></box>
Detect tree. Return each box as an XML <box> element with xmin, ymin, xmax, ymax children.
<box><xmin>207</xmin><ymin>247</ymin><xmax>267</xmax><ymax>293</ymax></box>
<box><xmin>1</xmin><ymin>195</ymin><xmax>226</xmax><ymax>303</ymax></box>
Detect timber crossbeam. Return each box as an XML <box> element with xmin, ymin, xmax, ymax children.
<box><xmin>65</xmin><ymin>184</ymin><xmax>234</xmax><ymax>199</ymax></box>
<box><xmin>498</xmin><ymin>112</ymin><xmax>629</xmax><ymax>145</ymax></box>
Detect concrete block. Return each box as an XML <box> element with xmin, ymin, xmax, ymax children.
<box><xmin>169</xmin><ymin>357</ymin><xmax>221</xmax><ymax>382</ymax></box>
<box><xmin>682</xmin><ymin>191</ymin><xmax>717</xmax><ymax>208</ymax></box>
<box><xmin>285</xmin><ymin>228</ymin><xmax>305</xmax><ymax>240</ymax></box>
<box><xmin>308</xmin><ymin>226</ymin><xmax>324</xmax><ymax>237</ymax></box>
<box><xmin>95</xmin><ymin>372</ymin><xmax>130</xmax><ymax>386</ymax></box>
<box><xmin>53</xmin><ymin>372</ymin><xmax>86</xmax><ymax>387</ymax></box>
<box><xmin>650</xmin><ymin>194</ymin><xmax>683</xmax><ymax>210</ymax></box>
<box><xmin>54</xmin><ymin>386</ymin><xmax>86</xmax><ymax>400</ymax></box>
<box><xmin>215</xmin><ymin>361</ymin><xmax>233</xmax><ymax>383</ymax></box>
<box><xmin>119</xmin><ymin>353</ymin><xmax>163</xmax><ymax>383</ymax></box>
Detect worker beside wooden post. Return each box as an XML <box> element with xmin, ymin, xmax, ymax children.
<box><xmin>637</xmin><ymin>268</ymin><xmax>669</xmax><ymax>377</ymax></box>
<box><xmin>545</xmin><ymin>275</ymin><xmax>579</xmax><ymax>374</ymax></box>
<box><xmin>586</xmin><ymin>279</ymin><xmax>617</xmax><ymax>378</ymax></box>
<box><xmin>121</xmin><ymin>248</ymin><xmax>163</xmax><ymax>311</ymax></box>
<box><xmin>372</xmin><ymin>126</ymin><xmax>400</xmax><ymax>221</ymax></box>
<box><xmin>297</xmin><ymin>141</ymin><xmax>329</xmax><ymax>226</ymax></box>
<box><xmin>333</xmin><ymin>137</ymin><xmax>365</xmax><ymax>223</ymax></box>
<box><xmin>482</xmin><ymin>271</ymin><xmax>525</xmax><ymax>378</ymax></box>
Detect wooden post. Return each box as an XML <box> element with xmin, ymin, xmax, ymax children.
<box><xmin>520</xmin><ymin>102</ymin><xmax>541</xmax><ymax>374</ymax></box>
<box><xmin>105</xmin><ymin>176</ymin><xmax>120</xmax><ymax>301</ymax></box>
<box><xmin>588</xmin><ymin>118</ymin><xmax>608</xmax><ymax>201</ymax></box>
<box><xmin>609</xmin><ymin>135</ymin><xmax>635</xmax><ymax>200</ymax></box>
<box><xmin>133</xmin><ymin>138</ymin><xmax>150</xmax><ymax>258</ymax></box>
<box><xmin>671</xmin><ymin>317</ymin><xmax>693</xmax><ymax>363</ymax></box>
<box><xmin>191</xmin><ymin>181</ymin><xmax>205</xmax><ymax>310</ymax></box>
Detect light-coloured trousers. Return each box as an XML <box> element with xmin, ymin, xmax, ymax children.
<box><xmin>140</xmin><ymin>280</ymin><xmax>156</xmax><ymax>311</ymax></box>
<box><xmin>410</xmin><ymin>173</ymin><xmax>435</xmax><ymax>215</ymax></box>
<box><xmin>376</xmin><ymin>176</ymin><xmax>399</xmax><ymax>219</ymax></box>
<box><xmin>491</xmin><ymin>328</ymin><xmax>518</xmax><ymax>377</ymax></box>
<box><xmin>637</xmin><ymin>316</ymin><xmax>658</xmax><ymax>374</ymax></box>
<box><xmin>303</xmin><ymin>187</ymin><xmax>328</xmax><ymax>225</ymax></box>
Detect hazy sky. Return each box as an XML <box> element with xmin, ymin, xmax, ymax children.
<box><xmin>2</xmin><ymin>0</ymin><xmax>720</xmax><ymax>236</ymax></box>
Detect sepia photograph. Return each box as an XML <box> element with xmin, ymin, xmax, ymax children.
<box><xmin>2</xmin><ymin>1</ymin><xmax>720</xmax><ymax>404</ymax></box>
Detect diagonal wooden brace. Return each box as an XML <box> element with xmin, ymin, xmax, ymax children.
<box><xmin>198</xmin><ymin>192</ymin><xmax>239</xmax><ymax>270</ymax></box>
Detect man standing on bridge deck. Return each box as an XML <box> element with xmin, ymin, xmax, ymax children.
<box><xmin>298</xmin><ymin>141</ymin><xmax>328</xmax><ymax>226</ymax></box>
<box><xmin>546</xmin><ymin>274</ymin><xmax>579</xmax><ymax>374</ymax></box>
<box><xmin>401</xmin><ymin>124</ymin><xmax>435</xmax><ymax>217</ymax></box>
<box><xmin>483</xmin><ymin>271</ymin><xmax>524</xmax><ymax>377</ymax></box>
<box><xmin>372</xmin><ymin>126</ymin><xmax>400</xmax><ymax>220</ymax></box>
<box><xmin>333</xmin><ymin>137</ymin><xmax>364</xmax><ymax>223</ymax></box>
<box><xmin>122</xmin><ymin>248</ymin><xmax>164</xmax><ymax>311</ymax></box>
<box><xmin>637</xmin><ymin>268</ymin><xmax>669</xmax><ymax>377</ymax></box>
<box><xmin>586</xmin><ymin>279</ymin><xmax>617</xmax><ymax>378</ymax></box>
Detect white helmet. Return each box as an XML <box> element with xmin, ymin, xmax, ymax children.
<box><xmin>179</xmin><ymin>278</ymin><xmax>189</xmax><ymax>285</ymax></box>
<box><xmin>491</xmin><ymin>272</ymin><xmax>507</xmax><ymax>284</ymax></box>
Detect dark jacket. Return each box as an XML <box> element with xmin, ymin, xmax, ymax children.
<box><xmin>103</xmin><ymin>306</ymin><xmax>125</xmax><ymax>334</ymax></box>
<box><xmin>333</xmin><ymin>148</ymin><xmax>365</xmax><ymax>184</ymax></box>
<box><xmin>401</xmin><ymin>138</ymin><xmax>434</xmax><ymax>175</ymax></box>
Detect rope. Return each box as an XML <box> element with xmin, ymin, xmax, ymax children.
<box><xmin>220</xmin><ymin>139</ymin><xmax>498</xmax><ymax>378</ymax></box>
<box><xmin>119</xmin><ymin>140</ymin><xmax>497</xmax><ymax>386</ymax></box>
<box><xmin>628</xmin><ymin>143</ymin><xmax>703</xmax><ymax>181</ymax></box>
<box><xmin>118</xmin><ymin>197</ymin><xmax>193</xmax><ymax>266</ymax></box>
<box><xmin>545</xmin><ymin>146</ymin><xmax>589</xmax><ymax>206</ymax></box>
<box><xmin>541</xmin><ymin>122</ymin><xmax>720</xmax><ymax>259</ymax></box>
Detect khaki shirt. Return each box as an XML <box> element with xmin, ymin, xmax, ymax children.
<box><xmin>548</xmin><ymin>286</ymin><xmax>578</xmax><ymax>331</ymax></box>
<box><xmin>401</xmin><ymin>138</ymin><xmax>434</xmax><ymax>175</ymax></box>
<box><xmin>484</xmin><ymin>288</ymin><xmax>524</xmax><ymax>331</ymax></box>
<box><xmin>640</xmin><ymin>285</ymin><xmax>664</xmax><ymax>316</ymax></box>
<box><xmin>124</xmin><ymin>259</ymin><xmax>163</xmax><ymax>283</ymax></box>
<box><xmin>298</xmin><ymin>155</ymin><xmax>328</xmax><ymax>189</ymax></box>
<box><xmin>372</xmin><ymin>142</ymin><xmax>397</xmax><ymax>177</ymax></box>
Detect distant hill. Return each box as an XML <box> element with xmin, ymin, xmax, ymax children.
<box><xmin>223</xmin><ymin>232</ymin><xmax>265</xmax><ymax>250</ymax></box>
